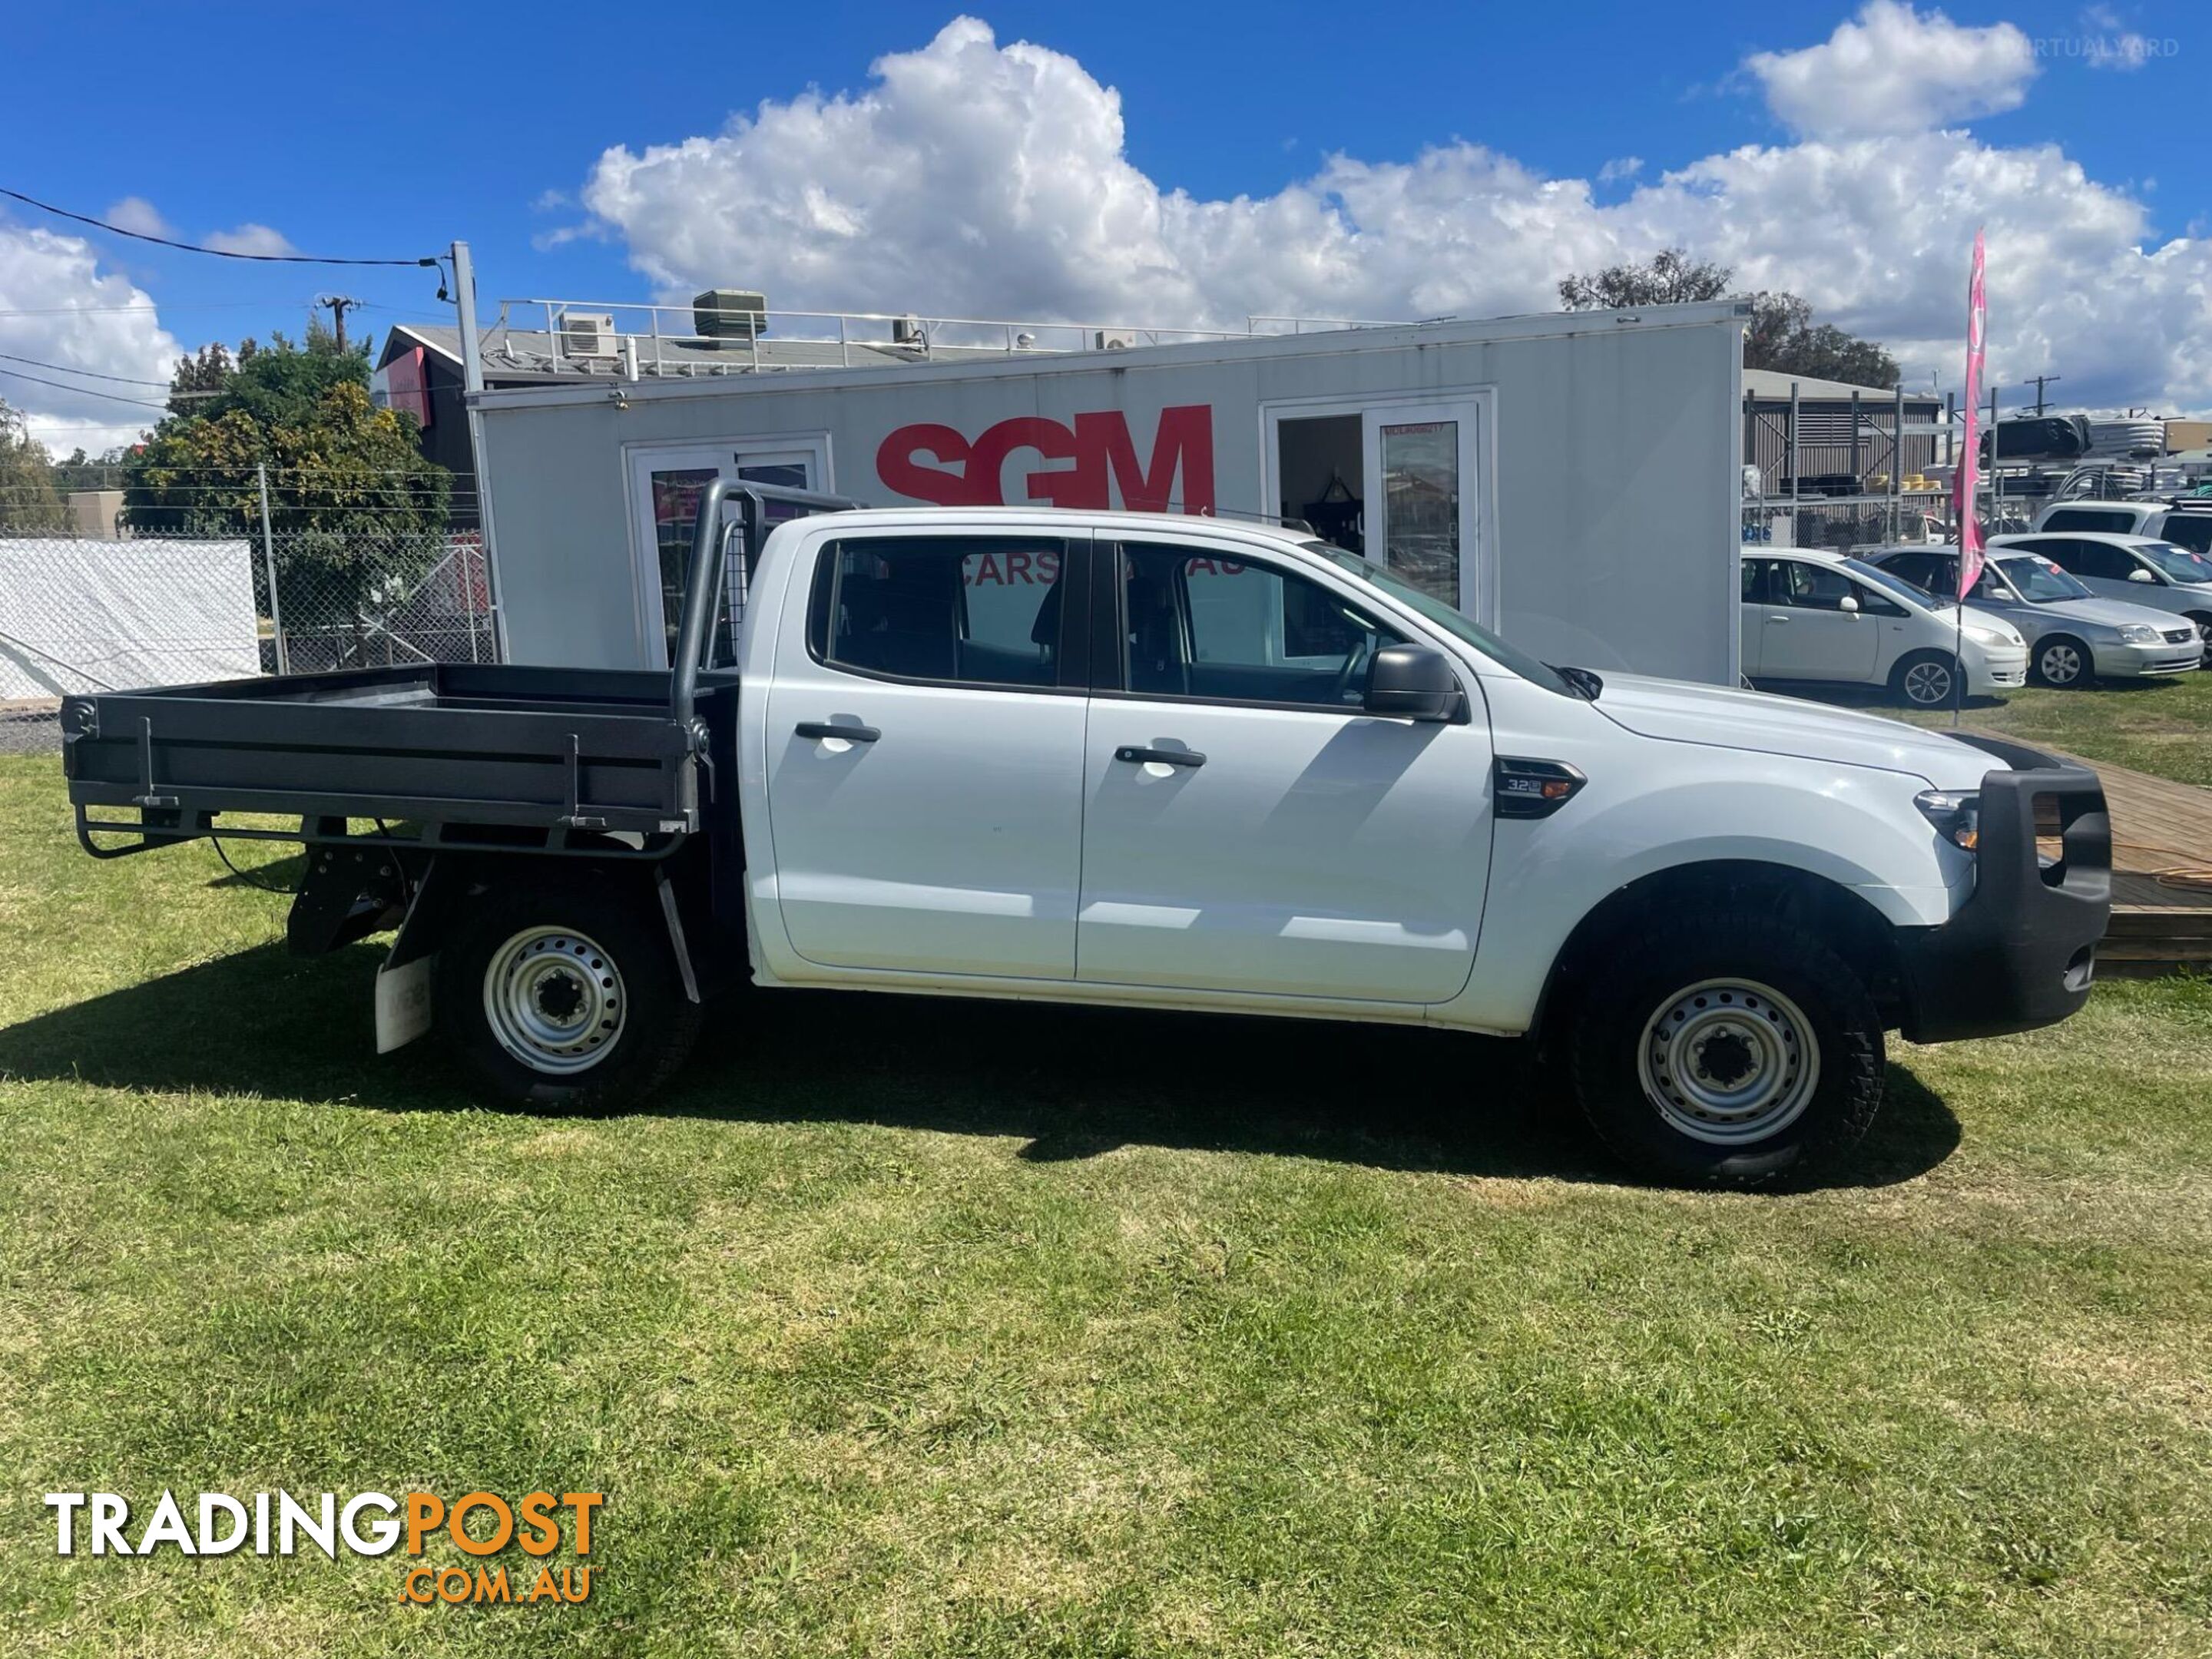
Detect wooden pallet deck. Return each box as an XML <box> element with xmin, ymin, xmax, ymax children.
<box><xmin>1982</xmin><ymin>737</ymin><xmax>2212</xmax><ymax>975</ymax></box>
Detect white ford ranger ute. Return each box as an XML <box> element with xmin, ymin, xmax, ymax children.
<box><xmin>62</xmin><ymin>485</ymin><xmax>2111</xmax><ymax>1187</ymax></box>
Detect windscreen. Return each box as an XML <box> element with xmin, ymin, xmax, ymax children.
<box><xmin>2140</xmin><ymin>540</ymin><xmax>2212</xmax><ymax>583</ymax></box>
<box><xmin>1995</xmin><ymin>556</ymin><xmax>2093</xmax><ymax>603</ymax></box>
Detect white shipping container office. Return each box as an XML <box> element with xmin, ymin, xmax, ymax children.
<box><xmin>468</xmin><ymin>300</ymin><xmax>1747</xmax><ymax>683</ymax></box>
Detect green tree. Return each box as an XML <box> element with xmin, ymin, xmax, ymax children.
<box><xmin>1558</xmin><ymin>248</ymin><xmax>1734</xmax><ymax>310</ymax></box>
<box><xmin>1561</xmin><ymin>250</ymin><xmax>1900</xmax><ymax>389</ymax></box>
<box><xmin>0</xmin><ymin>399</ymin><xmax>71</xmax><ymax>531</ymax></box>
<box><xmin>123</xmin><ymin>329</ymin><xmax>452</xmax><ymax>661</ymax></box>
<box><xmin>124</xmin><ymin>327</ymin><xmax>449</xmax><ymax>536</ymax></box>
<box><xmin>1745</xmin><ymin>292</ymin><xmax>1899</xmax><ymax>387</ymax></box>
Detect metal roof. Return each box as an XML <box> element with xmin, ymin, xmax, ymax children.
<box><xmin>1743</xmin><ymin>368</ymin><xmax>1939</xmax><ymax>403</ymax></box>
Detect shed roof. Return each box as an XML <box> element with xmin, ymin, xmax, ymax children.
<box><xmin>1743</xmin><ymin>367</ymin><xmax>1938</xmax><ymax>404</ymax></box>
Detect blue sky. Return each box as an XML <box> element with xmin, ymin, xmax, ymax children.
<box><xmin>3</xmin><ymin>2</ymin><xmax>2204</xmax><ymax>447</ymax></box>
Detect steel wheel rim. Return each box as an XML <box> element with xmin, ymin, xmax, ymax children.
<box><xmin>1904</xmin><ymin>660</ymin><xmax>1953</xmax><ymax>705</ymax></box>
<box><xmin>483</xmin><ymin>926</ymin><xmax>625</xmax><ymax>1075</ymax></box>
<box><xmin>2040</xmin><ymin>642</ymin><xmax>2083</xmax><ymax>684</ymax></box>
<box><xmin>1637</xmin><ymin>978</ymin><xmax>1821</xmax><ymax>1146</ymax></box>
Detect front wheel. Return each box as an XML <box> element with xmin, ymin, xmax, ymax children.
<box><xmin>2032</xmin><ymin>635</ymin><xmax>2093</xmax><ymax>688</ymax></box>
<box><xmin>1892</xmin><ymin>649</ymin><xmax>1961</xmax><ymax>709</ymax></box>
<box><xmin>437</xmin><ymin>874</ymin><xmax>703</xmax><ymax>1111</ymax></box>
<box><xmin>1565</xmin><ymin>912</ymin><xmax>1886</xmax><ymax>1187</ymax></box>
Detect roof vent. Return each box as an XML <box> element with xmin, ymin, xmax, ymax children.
<box><xmin>694</xmin><ymin>289</ymin><xmax>767</xmax><ymax>344</ymax></box>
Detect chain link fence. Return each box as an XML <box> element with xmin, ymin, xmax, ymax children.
<box><xmin>256</xmin><ymin>529</ymin><xmax>495</xmax><ymax>674</ymax></box>
<box><xmin>1741</xmin><ymin>494</ymin><xmax>1954</xmax><ymax>552</ymax></box>
<box><xmin>0</xmin><ymin>527</ymin><xmax>498</xmax><ymax>754</ymax></box>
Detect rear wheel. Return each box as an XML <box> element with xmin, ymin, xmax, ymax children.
<box><xmin>2032</xmin><ymin>634</ymin><xmax>2093</xmax><ymax>688</ymax></box>
<box><xmin>2185</xmin><ymin>612</ymin><xmax>2212</xmax><ymax>656</ymax></box>
<box><xmin>438</xmin><ymin>874</ymin><xmax>701</xmax><ymax>1111</ymax></box>
<box><xmin>1565</xmin><ymin>911</ymin><xmax>1886</xmax><ymax>1187</ymax></box>
<box><xmin>1892</xmin><ymin>649</ymin><xmax>1960</xmax><ymax>709</ymax></box>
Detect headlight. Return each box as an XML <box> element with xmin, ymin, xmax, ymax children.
<box><xmin>1914</xmin><ymin>789</ymin><xmax>1981</xmax><ymax>851</ymax></box>
<box><xmin>2117</xmin><ymin>623</ymin><xmax>2161</xmax><ymax>644</ymax></box>
<box><xmin>1962</xmin><ymin>624</ymin><xmax>2012</xmax><ymax>648</ymax></box>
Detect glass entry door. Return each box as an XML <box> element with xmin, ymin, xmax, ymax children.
<box><xmin>1362</xmin><ymin>400</ymin><xmax>1485</xmax><ymax>618</ymax></box>
<box><xmin>1264</xmin><ymin>393</ymin><xmax>1489</xmax><ymax>624</ymax></box>
<box><xmin>628</xmin><ymin>440</ymin><xmax>827</xmax><ymax>667</ymax></box>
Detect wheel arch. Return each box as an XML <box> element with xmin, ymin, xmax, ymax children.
<box><xmin>382</xmin><ymin>847</ymin><xmax>714</xmax><ymax>1031</ymax></box>
<box><xmin>1532</xmin><ymin>859</ymin><xmax>1908</xmax><ymax>1054</ymax></box>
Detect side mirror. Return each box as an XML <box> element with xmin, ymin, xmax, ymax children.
<box><xmin>1839</xmin><ymin>593</ymin><xmax>1861</xmax><ymax>614</ymax></box>
<box><xmin>2128</xmin><ymin>566</ymin><xmax>2158</xmax><ymax>584</ymax></box>
<box><xmin>1365</xmin><ymin>644</ymin><xmax>1460</xmax><ymax>722</ymax></box>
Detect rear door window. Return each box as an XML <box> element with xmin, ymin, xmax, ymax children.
<box><xmin>2156</xmin><ymin>516</ymin><xmax>2212</xmax><ymax>556</ymax></box>
<box><xmin>1883</xmin><ymin>553</ymin><xmax>1939</xmax><ymax>594</ymax></box>
<box><xmin>811</xmin><ymin>536</ymin><xmax>1074</xmax><ymax>688</ymax></box>
<box><xmin>2041</xmin><ymin>508</ymin><xmax>2134</xmax><ymax>533</ymax></box>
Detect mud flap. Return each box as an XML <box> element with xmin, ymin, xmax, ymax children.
<box><xmin>375</xmin><ymin>952</ymin><xmax>435</xmax><ymax>1052</ymax></box>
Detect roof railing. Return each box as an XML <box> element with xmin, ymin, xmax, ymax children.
<box><xmin>477</xmin><ymin>298</ymin><xmax>1401</xmax><ymax>378</ymax></box>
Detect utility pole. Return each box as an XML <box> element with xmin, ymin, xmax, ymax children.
<box><xmin>257</xmin><ymin>462</ymin><xmax>287</xmax><ymax>675</ymax></box>
<box><xmin>2031</xmin><ymin>373</ymin><xmax>2061</xmax><ymax>416</ymax></box>
<box><xmin>451</xmin><ymin>240</ymin><xmax>506</xmax><ymax>659</ymax></box>
<box><xmin>315</xmin><ymin>293</ymin><xmax>362</xmax><ymax>351</ymax></box>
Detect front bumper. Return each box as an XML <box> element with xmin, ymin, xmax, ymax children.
<box><xmin>1966</xmin><ymin>647</ymin><xmax>2028</xmax><ymax>692</ymax></box>
<box><xmin>1892</xmin><ymin>736</ymin><xmax>2110</xmax><ymax>1043</ymax></box>
<box><xmin>2096</xmin><ymin>637</ymin><xmax>2204</xmax><ymax>677</ymax></box>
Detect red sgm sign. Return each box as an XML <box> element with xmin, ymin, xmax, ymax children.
<box><xmin>876</xmin><ymin>406</ymin><xmax>1215</xmax><ymax>514</ymax></box>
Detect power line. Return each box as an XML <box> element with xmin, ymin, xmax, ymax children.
<box><xmin>0</xmin><ymin>365</ymin><xmax>167</xmax><ymax>409</ymax></box>
<box><xmin>2</xmin><ymin>187</ymin><xmax>440</xmax><ymax>269</ymax></box>
<box><xmin>0</xmin><ymin>302</ymin><xmax>276</xmax><ymax>316</ymax></box>
<box><xmin>0</xmin><ymin>350</ymin><xmax>169</xmax><ymax>386</ymax></box>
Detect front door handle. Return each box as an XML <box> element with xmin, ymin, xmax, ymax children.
<box><xmin>796</xmin><ymin>721</ymin><xmax>880</xmax><ymax>743</ymax></box>
<box><xmin>1114</xmin><ymin>745</ymin><xmax>1204</xmax><ymax>768</ymax></box>
<box><xmin>1767</xmin><ymin>614</ymin><xmax>1790</xmax><ymax>624</ymax></box>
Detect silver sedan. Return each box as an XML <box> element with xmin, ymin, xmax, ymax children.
<box><xmin>1861</xmin><ymin>545</ymin><xmax>2204</xmax><ymax>686</ymax></box>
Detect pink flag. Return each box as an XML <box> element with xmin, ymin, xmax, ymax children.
<box><xmin>1954</xmin><ymin>229</ymin><xmax>1988</xmax><ymax>597</ymax></box>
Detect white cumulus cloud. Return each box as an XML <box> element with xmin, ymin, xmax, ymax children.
<box><xmin>0</xmin><ymin>225</ymin><xmax>179</xmax><ymax>453</ymax></box>
<box><xmin>562</xmin><ymin>15</ymin><xmax>2212</xmax><ymax>412</ymax></box>
<box><xmin>104</xmin><ymin>197</ymin><xmax>177</xmax><ymax>240</ymax></box>
<box><xmin>1744</xmin><ymin>1</ymin><xmax>2037</xmax><ymax>139</ymax></box>
<box><xmin>202</xmin><ymin>223</ymin><xmax>297</xmax><ymax>258</ymax></box>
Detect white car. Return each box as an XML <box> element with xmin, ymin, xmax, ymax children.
<box><xmin>1992</xmin><ymin>530</ymin><xmax>2212</xmax><ymax>650</ymax></box>
<box><xmin>1863</xmin><ymin>545</ymin><xmax>2203</xmax><ymax>685</ymax></box>
<box><xmin>1741</xmin><ymin>548</ymin><xmax>2029</xmax><ymax>707</ymax></box>
<box><xmin>2028</xmin><ymin>498</ymin><xmax>2212</xmax><ymax>559</ymax></box>
<box><xmin>63</xmin><ymin>494</ymin><xmax>2112</xmax><ymax>1189</ymax></box>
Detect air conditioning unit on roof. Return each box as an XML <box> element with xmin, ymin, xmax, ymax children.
<box><xmin>556</xmin><ymin>311</ymin><xmax>618</xmax><ymax>361</ymax></box>
<box><xmin>1094</xmin><ymin>329</ymin><xmax>1139</xmax><ymax>351</ymax></box>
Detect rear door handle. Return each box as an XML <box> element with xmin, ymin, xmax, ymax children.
<box><xmin>1767</xmin><ymin>614</ymin><xmax>1790</xmax><ymax>624</ymax></box>
<box><xmin>1114</xmin><ymin>745</ymin><xmax>1204</xmax><ymax>768</ymax></box>
<box><xmin>796</xmin><ymin>721</ymin><xmax>880</xmax><ymax>743</ymax></box>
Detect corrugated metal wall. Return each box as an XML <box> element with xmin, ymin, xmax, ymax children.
<box><xmin>1744</xmin><ymin>397</ymin><xmax>1943</xmax><ymax>484</ymax></box>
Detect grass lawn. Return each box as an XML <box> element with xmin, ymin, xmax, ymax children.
<box><xmin>1</xmin><ymin>752</ymin><xmax>2209</xmax><ymax>1656</ymax></box>
<box><xmin>1895</xmin><ymin>668</ymin><xmax>2212</xmax><ymax>788</ymax></box>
